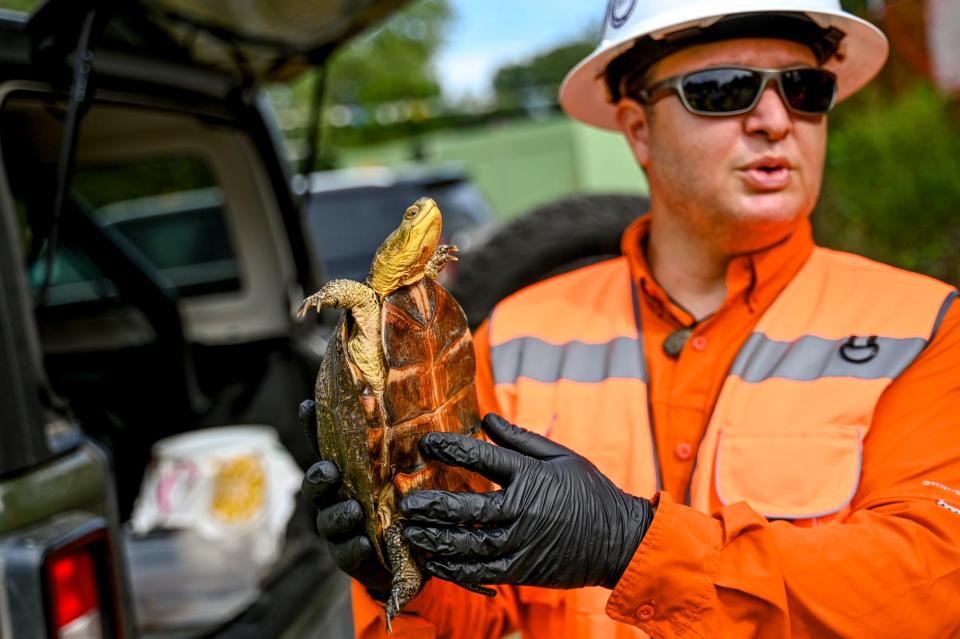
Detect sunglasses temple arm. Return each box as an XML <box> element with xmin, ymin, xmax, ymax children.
<box><xmin>634</xmin><ymin>83</ymin><xmax>676</xmax><ymax>106</ymax></box>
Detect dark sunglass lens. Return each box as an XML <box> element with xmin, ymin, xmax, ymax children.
<box><xmin>682</xmin><ymin>68</ymin><xmax>761</xmax><ymax>113</ymax></box>
<box><xmin>782</xmin><ymin>69</ymin><xmax>836</xmax><ymax>113</ymax></box>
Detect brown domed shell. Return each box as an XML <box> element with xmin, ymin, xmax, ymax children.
<box><xmin>381</xmin><ymin>277</ymin><xmax>488</xmax><ymax>497</ymax></box>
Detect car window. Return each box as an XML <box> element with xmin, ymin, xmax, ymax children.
<box><xmin>26</xmin><ymin>155</ymin><xmax>240</xmax><ymax>303</ymax></box>
<box><xmin>307</xmin><ymin>186</ymin><xmax>417</xmax><ymax>282</ymax></box>
<box><xmin>306</xmin><ymin>179</ymin><xmax>495</xmax><ymax>282</ymax></box>
<box><xmin>427</xmin><ymin>181</ymin><xmax>495</xmax><ymax>235</ymax></box>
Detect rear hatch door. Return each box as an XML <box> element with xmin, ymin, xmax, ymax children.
<box><xmin>27</xmin><ymin>0</ymin><xmax>411</xmax><ymax>82</ymax></box>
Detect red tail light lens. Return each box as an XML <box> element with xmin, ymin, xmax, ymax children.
<box><xmin>48</xmin><ymin>549</ymin><xmax>103</xmax><ymax>637</ymax></box>
<box><xmin>42</xmin><ymin>525</ymin><xmax>119</xmax><ymax>639</ymax></box>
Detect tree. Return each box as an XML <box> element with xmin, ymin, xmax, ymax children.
<box><xmin>326</xmin><ymin>0</ymin><xmax>452</xmax><ymax>105</ymax></box>
<box><xmin>815</xmin><ymin>83</ymin><xmax>960</xmax><ymax>287</ymax></box>
<box><xmin>492</xmin><ymin>40</ymin><xmax>595</xmax><ymax>108</ymax></box>
<box><xmin>274</xmin><ymin>0</ymin><xmax>453</xmax><ymax>161</ymax></box>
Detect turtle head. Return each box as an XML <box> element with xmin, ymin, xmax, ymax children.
<box><xmin>368</xmin><ymin>197</ymin><xmax>442</xmax><ymax>297</ymax></box>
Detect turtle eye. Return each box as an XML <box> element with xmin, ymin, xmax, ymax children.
<box><xmin>404</xmin><ymin>207</ymin><xmax>418</xmax><ymax>220</ymax></box>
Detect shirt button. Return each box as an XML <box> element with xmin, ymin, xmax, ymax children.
<box><xmin>690</xmin><ymin>335</ymin><xmax>707</xmax><ymax>351</ymax></box>
<box><xmin>675</xmin><ymin>442</ymin><xmax>693</xmax><ymax>461</ymax></box>
<box><xmin>637</xmin><ymin>603</ymin><xmax>656</xmax><ymax>620</ymax></box>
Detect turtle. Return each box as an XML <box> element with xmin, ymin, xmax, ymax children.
<box><xmin>297</xmin><ymin>197</ymin><xmax>492</xmax><ymax>629</ymax></box>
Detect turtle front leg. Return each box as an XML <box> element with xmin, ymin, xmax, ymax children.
<box><xmin>424</xmin><ymin>244</ymin><xmax>458</xmax><ymax>280</ymax></box>
<box><xmin>297</xmin><ymin>279</ymin><xmax>378</xmax><ymax>317</ymax></box>
<box><xmin>298</xmin><ymin>279</ymin><xmax>386</xmax><ymax>392</ymax></box>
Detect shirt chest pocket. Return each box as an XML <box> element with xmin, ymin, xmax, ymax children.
<box><xmin>714</xmin><ymin>424</ymin><xmax>864</xmax><ymax>521</ymax></box>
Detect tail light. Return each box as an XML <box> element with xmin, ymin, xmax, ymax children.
<box><xmin>47</xmin><ymin>548</ymin><xmax>102</xmax><ymax>638</ymax></box>
<box><xmin>42</xmin><ymin>526</ymin><xmax>121</xmax><ymax>639</ymax></box>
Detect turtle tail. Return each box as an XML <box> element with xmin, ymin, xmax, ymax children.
<box><xmin>383</xmin><ymin>521</ymin><xmax>422</xmax><ymax>631</ymax></box>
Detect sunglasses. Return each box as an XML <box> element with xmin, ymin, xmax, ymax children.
<box><xmin>633</xmin><ymin>65</ymin><xmax>838</xmax><ymax>116</ymax></box>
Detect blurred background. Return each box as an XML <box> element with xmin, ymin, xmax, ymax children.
<box><xmin>3</xmin><ymin>0</ymin><xmax>956</xmax><ymax>280</ymax></box>
<box><xmin>269</xmin><ymin>0</ymin><xmax>960</xmax><ymax>284</ymax></box>
<box><xmin>0</xmin><ymin>1</ymin><xmax>955</xmax><ymax>638</ymax></box>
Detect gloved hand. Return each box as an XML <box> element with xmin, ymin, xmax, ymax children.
<box><xmin>299</xmin><ymin>399</ymin><xmax>392</xmax><ymax>596</ymax></box>
<box><xmin>399</xmin><ymin>414</ymin><xmax>654</xmax><ymax>590</ymax></box>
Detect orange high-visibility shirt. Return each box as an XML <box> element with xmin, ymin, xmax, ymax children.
<box><xmin>352</xmin><ymin>215</ymin><xmax>960</xmax><ymax>638</ymax></box>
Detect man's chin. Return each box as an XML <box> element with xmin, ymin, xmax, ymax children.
<box><xmin>730</xmin><ymin>193</ymin><xmax>809</xmax><ymax>227</ymax></box>
<box><xmin>715</xmin><ymin>203</ymin><xmax>808</xmax><ymax>252</ymax></box>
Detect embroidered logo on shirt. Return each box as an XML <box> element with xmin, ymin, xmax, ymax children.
<box><xmin>923</xmin><ymin>480</ymin><xmax>960</xmax><ymax>498</ymax></box>
<box><xmin>937</xmin><ymin>499</ymin><xmax>960</xmax><ymax>516</ymax></box>
<box><xmin>839</xmin><ymin>335</ymin><xmax>879</xmax><ymax>364</ymax></box>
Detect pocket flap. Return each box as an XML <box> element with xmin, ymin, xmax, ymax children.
<box><xmin>715</xmin><ymin>425</ymin><xmax>862</xmax><ymax>520</ymax></box>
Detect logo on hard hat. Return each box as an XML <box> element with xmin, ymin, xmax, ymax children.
<box><xmin>608</xmin><ymin>0</ymin><xmax>637</xmax><ymax>29</ymax></box>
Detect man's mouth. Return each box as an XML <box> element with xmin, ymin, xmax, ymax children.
<box><xmin>740</xmin><ymin>156</ymin><xmax>793</xmax><ymax>190</ymax></box>
<box><xmin>746</xmin><ymin>156</ymin><xmax>792</xmax><ymax>170</ymax></box>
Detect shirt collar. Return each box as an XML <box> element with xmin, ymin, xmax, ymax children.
<box><xmin>621</xmin><ymin>214</ymin><xmax>814</xmax><ymax>326</ymax></box>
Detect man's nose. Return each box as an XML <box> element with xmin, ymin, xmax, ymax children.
<box><xmin>743</xmin><ymin>84</ymin><xmax>792</xmax><ymax>140</ymax></box>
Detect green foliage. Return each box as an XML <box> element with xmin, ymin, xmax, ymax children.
<box><xmin>493</xmin><ymin>40</ymin><xmax>595</xmax><ymax>107</ymax></box>
<box><xmin>326</xmin><ymin>0</ymin><xmax>452</xmax><ymax>104</ymax></box>
<box><xmin>815</xmin><ymin>84</ymin><xmax>960</xmax><ymax>285</ymax></box>
<box><xmin>275</xmin><ymin>0</ymin><xmax>453</xmax><ymax>168</ymax></box>
<box><xmin>72</xmin><ymin>156</ymin><xmax>216</xmax><ymax>209</ymax></box>
<box><xmin>0</xmin><ymin>0</ymin><xmax>40</xmax><ymax>12</ymax></box>
<box><xmin>839</xmin><ymin>0</ymin><xmax>871</xmax><ymax>15</ymax></box>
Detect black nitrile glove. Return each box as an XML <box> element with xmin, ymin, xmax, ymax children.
<box><xmin>399</xmin><ymin>414</ymin><xmax>654</xmax><ymax>590</ymax></box>
<box><xmin>299</xmin><ymin>400</ymin><xmax>392</xmax><ymax>595</ymax></box>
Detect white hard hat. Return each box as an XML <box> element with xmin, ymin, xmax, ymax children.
<box><xmin>560</xmin><ymin>0</ymin><xmax>889</xmax><ymax>130</ymax></box>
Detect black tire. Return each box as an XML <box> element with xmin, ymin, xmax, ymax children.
<box><xmin>451</xmin><ymin>193</ymin><xmax>649</xmax><ymax>329</ymax></box>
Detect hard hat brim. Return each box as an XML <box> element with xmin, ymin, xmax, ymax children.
<box><xmin>559</xmin><ymin>8</ymin><xmax>889</xmax><ymax>131</ymax></box>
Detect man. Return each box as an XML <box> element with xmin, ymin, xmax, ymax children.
<box><xmin>303</xmin><ymin>1</ymin><xmax>960</xmax><ymax>636</ymax></box>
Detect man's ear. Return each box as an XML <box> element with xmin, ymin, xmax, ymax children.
<box><xmin>615</xmin><ymin>99</ymin><xmax>651</xmax><ymax>168</ymax></box>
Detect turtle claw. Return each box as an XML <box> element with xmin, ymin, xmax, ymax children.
<box><xmin>426</xmin><ymin>244</ymin><xmax>459</xmax><ymax>280</ymax></box>
<box><xmin>296</xmin><ymin>295</ymin><xmax>321</xmax><ymax>318</ymax></box>
<box><xmin>297</xmin><ymin>280</ymin><xmax>379</xmax><ymax>320</ymax></box>
<box><xmin>297</xmin><ymin>289</ymin><xmax>332</xmax><ymax>318</ymax></box>
<box><xmin>296</xmin><ymin>301</ymin><xmax>311</xmax><ymax>318</ymax></box>
<box><xmin>385</xmin><ymin>593</ymin><xmax>401</xmax><ymax>634</ymax></box>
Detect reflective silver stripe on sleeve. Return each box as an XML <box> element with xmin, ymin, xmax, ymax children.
<box><xmin>491</xmin><ymin>336</ymin><xmax>647</xmax><ymax>385</ymax></box>
<box><xmin>931</xmin><ymin>290</ymin><xmax>958</xmax><ymax>340</ymax></box>
<box><xmin>730</xmin><ymin>333</ymin><xmax>928</xmax><ymax>383</ymax></box>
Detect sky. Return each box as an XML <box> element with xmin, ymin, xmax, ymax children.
<box><xmin>435</xmin><ymin>0</ymin><xmax>604</xmax><ymax>99</ymax></box>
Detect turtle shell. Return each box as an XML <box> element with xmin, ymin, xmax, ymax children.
<box><xmin>313</xmin><ymin>277</ymin><xmax>487</xmax><ymax>572</ymax></box>
<box><xmin>380</xmin><ymin>277</ymin><xmax>488</xmax><ymax>499</ymax></box>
